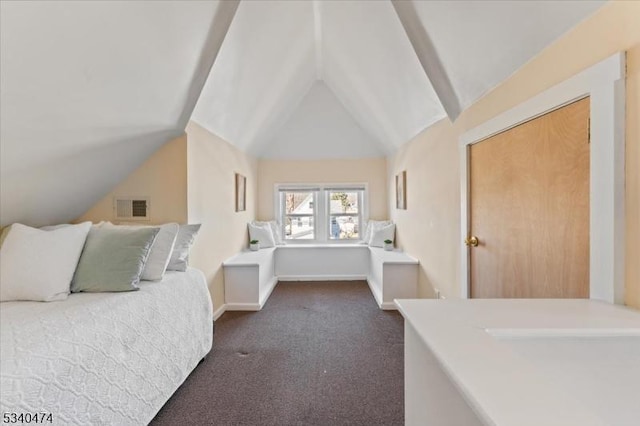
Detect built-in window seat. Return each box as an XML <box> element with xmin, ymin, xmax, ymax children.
<box><xmin>222</xmin><ymin>245</ymin><xmax>418</xmax><ymax>313</ymax></box>
<box><xmin>222</xmin><ymin>247</ymin><xmax>278</xmax><ymax>312</ymax></box>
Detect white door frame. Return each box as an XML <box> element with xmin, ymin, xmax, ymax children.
<box><xmin>459</xmin><ymin>52</ymin><xmax>626</xmax><ymax>304</ymax></box>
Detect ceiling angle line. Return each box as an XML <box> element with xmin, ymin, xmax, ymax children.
<box><xmin>178</xmin><ymin>0</ymin><xmax>241</xmax><ymax>129</ymax></box>
<box><xmin>313</xmin><ymin>0</ymin><xmax>323</xmax><ymax>80</ymax></box>
<box><xmin>391</xmin><ymin>0</ymin><xmax>462</xmax><ymax>120</ymax></box>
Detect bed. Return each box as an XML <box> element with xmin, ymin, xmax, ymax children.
<box><xmin>0</xmin><ymin>268</ymin><xmax>213</xmax><ymax>425</ymax></box>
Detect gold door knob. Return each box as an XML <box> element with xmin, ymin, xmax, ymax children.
<box><xmin>465</xmin><ymin>236</ymin><xmax>479</xmax><ymax>247</ymax></box>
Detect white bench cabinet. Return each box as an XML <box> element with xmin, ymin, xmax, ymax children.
<box><xmin>275</xmin><ymin>245</ymin><xmax>369</xmax><ymax>280</ymax></box>
<box><xmin>222</xmin><ymin>247</ymin><xmax>277</xmax><ymax>311</ymax></box>
<box><xmin>368</xmin><ymin>247</ymin><xmax>419</xmax><ymax>310</ymax></box>
<box><xmin>223</xmin><ymin>245</ymin><xmax>419</xmax><ymax>311</ymax></box>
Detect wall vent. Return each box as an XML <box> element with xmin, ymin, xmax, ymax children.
<box><xmin>114</xmin><ymin>197</ymin><xmax>150</xmax><ymax>221</ymax></box>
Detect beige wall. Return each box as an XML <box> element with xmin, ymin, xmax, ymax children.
<box><xmin>186</xmin><ymin>121</ymin><xmax>258</xmax><ymax>314</ymax></box>
<box><xmin>258</xmin><ymin>158</ymin><xmax>388</xmax><ymax>221</ymax></box>
<box><xmin>388</xmin><ymin>121</ymin><xmax>460</xmax><ymax>298</ymax></box>
<box><xmin>77</xmin><ymin>134</ymin><xmax>188</xmax><ymax>225</ymax></box>
<box><xmin>627</xmin><ymin>43</ymin><xmax>640</xmax><ymax>310</ymax></box>
<box><xmin>77</xmin><ymin>125</ymin><xmax>256</xmax><ymax>314</ymax></box>
<box><xmin>388</xmin><ymin>1</ymin><xmax>640</xmax><ymax>308</ymax></box>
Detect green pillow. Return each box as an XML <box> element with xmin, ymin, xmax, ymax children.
<box><xmin>72</xmin><ymin>226</ymin><xmax>159</xmax><ymax>292</ymax></box>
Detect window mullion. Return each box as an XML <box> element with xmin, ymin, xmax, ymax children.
<box><xmin>357</xmin><ymin>190</ymin><xmax>362</xmax><ymax>242</ymax></box>
<box><xmin>317</xmin><ymin>190</ymin><xmax>326</xmax><ymax>243</ymax></box>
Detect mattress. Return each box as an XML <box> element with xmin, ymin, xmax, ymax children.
<box><xmin>0</xmin><ymin>268</ymin><xmax>213</xmax><ymax>425</ymax></box>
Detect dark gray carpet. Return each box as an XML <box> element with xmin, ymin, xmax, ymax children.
<box><xmin>150</xmin><ymin>281</ymin><xmax>404</xmax><ymax>426</ymax></box>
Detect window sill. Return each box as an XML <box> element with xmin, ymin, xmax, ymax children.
<box><xmin>278</xmin><ymin>243</ymin><xmax>367</xmax><ymax>249</ymax></box>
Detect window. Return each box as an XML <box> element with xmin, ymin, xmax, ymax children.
<box><xmin>283</xmin><ymin>190</ymin><xmax>316</xmax><ymax>240</ymax></box>
<box><xmin>328</xmin><ymin>190</ymin><xmax>361</xmax><ymax>240</ymax></box>
<box><xmin>277</xmin><ymin>184</ymin><xmax>367</xmax><ymax>243</ymax></box>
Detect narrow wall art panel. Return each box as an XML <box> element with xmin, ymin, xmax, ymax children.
<box><xmin>396</xmin><ymin>171</ymin><xmax>406</xmax><ymax>210</ymax></box>
<box><xmin>235</xmin><ymin>173</ymin><xmax>246</xmax><ymax>212</ymax></box>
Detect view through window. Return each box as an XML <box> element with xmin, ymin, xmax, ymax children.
<box><xmin>329</xmin><ymin>191</ymin><xmax>359</xmax><ymax>240</ymax></box>
<box><xmin>279</xmin><ymin>185</ymin><xmax>365</xmax><ymax>242</ymax></box>
<box><xmin>284</xmin><ymin>191</ymin><xmax>315</xmax><ymax>240</ymax></box>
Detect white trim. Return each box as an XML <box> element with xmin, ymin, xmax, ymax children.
<box><xmin>219</xmin><ymin>278</ymin><xmax>277</xmax><ymax>314</ymax></box>
<box><xmin>213</xmin><ymin>304</ymin><xmax>226</xmax><ymax>321</ymax></box>
<box><xmin>379</xmin><ymin>301</ymin><xmax>398</xmax><ymax>310</ymax></box>
<box><xmin>278</xmin><ymin>274</ymin><xmax>367</xmax><ymax>281</ymax></box>
<box><xmin>274</xmin><ymin>182</ymin><xmax>369</xmax><ymax>244</ymax></box>
<box><xmin>225</xmin><ymin>303</ymin><xmax>261</xmax><ymax>311</ymax></box>
<box><xmin>459</xmin><ymin>53</ymin><xmax>626</xmax><ymax>304</ymax></box>
<box><xmin>367</xmin><ymin>278</ymin><xmax>383</xmax><ymax>307</ymax></box>
<box><xmin>366</xmin><ymin>279</ymin><xmax>399</xmax><ymax>310</ymax></box>
<box><xmin>276</xmin><ymin>243</ymin><xmax>366</xmax><ymax>249</ymax></box>
<box><xmin>312</xmin><ymin>0</ymin><xmax>323</xmax><ymax>79</ymax></box>
<box><xmin>259</xmin><ymin>276</ymin><xmax>279</xmax><ymax>306</ymax></box>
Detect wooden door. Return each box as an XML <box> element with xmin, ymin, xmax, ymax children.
<box><xmin>469</xmin><ymin>97</ymin><xmax>590</xmax><ymax>298</ymax></box>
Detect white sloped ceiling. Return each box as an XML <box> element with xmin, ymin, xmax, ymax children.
<box><xmin>404</xmin><ymin>0</ymin><xmax>605</xmax><ymax>111</ymax></box>
<box><xmin>193</xmin><ymin>0</ymin><xmax>604</xmax><ymax>156</ymax></box>
<box><xmin>260</xmin><ymin>81</ymin><xmax>387</xmax><ymax>159</ymax></box>
<box><xmin>191</xmin><ymin>0</ymin><xmax>317</xmax><ymax>154</ymax></box>
<box><xmin>0</xmin><ymin>0</ymin><xmax>237</xmax><ymax>226</ymax></box>
<box><xmin>0</xmin><ymin>0</ymin><xmax>605</xmax><ymax>226</ymax></box>
<box><xmin>320</xmin><ymin>0</ymin><xmax>447</xmax><ymax>152</ymax></box>
<box><xmin>192</xmin><ymin>0</ymin><xmax>448</xmax><ymax>155</ymax></box>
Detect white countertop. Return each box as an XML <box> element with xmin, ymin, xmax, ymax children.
<box><xmin>395</xmin><ymin>299</ymin><xmax>640</xmax><ymax>426</ymax></box>
<box><xmin>369</xmin><ymin>247</ymin><xmax>418</xmax><ymax>264</ymax></box>
<box><xmin>222</xmin><ymin>247</ymin><xmax>276</xmax><ymax>266</ymax></box>
<box><xmin>276</xmin><ymin>243</ymin><xmax>366</xmax><ymax>249</ymax></box>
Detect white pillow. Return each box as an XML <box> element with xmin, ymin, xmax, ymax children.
<box><xmin>41</xmin><ymin>220</ymin><xmax>106</xmax><ymax>231</ymax></box>
<box><xmin>104</xmin><ymin>222</ymin><xmax>179</xmax><ymax>281</ymax></box>
<box><xmin>248</xmin><ymin>223</ymin><xmax>275</xmax><ymax>248</ymax></box>
<box><xmin>369</xmin><ymin>224</ymin><xmax>396</xmax><ymax>248</ymax></box>
<box><xmin>253</xmin><ymin>220</ymin><xmax>283</xmax><ymax>245</ymax></box>
<box><xmin>167</xmin><ymin>224</ymin><xmax>201</xmax><ymax>272</ymax></box>
<box><xmin>365</xmin><ymin>220</ymin><xmax>392</xmax><ymax>245</ymax></box>
<box><xmin>0</xmin><ymin>222</ymin><xmax>92</xmax><ymax>302</ymax></box>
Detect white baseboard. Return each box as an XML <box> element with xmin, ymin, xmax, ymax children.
<box><xmin>258</xmin><ymin>277</ymin><xmax>279</xmax><ymax>308</ymax></box>
<box><xmin>366</xmin><ymin>278</ymin><xmax>398</xmax><ymax>310</ymax></box>
<box><xmin>225</xmin><ymin>303</ymin><xmax>261</xmax><ymax>311</ymax></box>
<box><xmin>366</xmin><ymin>278</ymin><xmax>384</xmax><ymax>309</ymax></box>
<box><xmin>380</xmin><ymin>301</ymin><xmax>398</xmax><ymax>310</ymax></box>
<box><xmin>277</xmin><ymin>274</ymin><xmax>368</xmax><ymax>281</ymax></box>
<box><xmin>213</xmin><ymin>305</ymin><xmax>226</xmax><ymax>320</ymax></box>
<box><xmin>213</xmin><ymin>298</ymin><xmax>272</xmax><ymax>319</ymax></box>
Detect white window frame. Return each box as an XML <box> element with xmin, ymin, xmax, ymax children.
<box><xmin>325</xmin><ymin>186</ymin><xmax>365</xmax><ymax>243</ymax></box>
<box><xmin>281</xmin><ymin>187</ymin><xmax>319</xmax><ymax>242</ymax></box>
<box><xmin>275</xmin><ymin>183</ymin><xmax>369</xmax><ymax>244</ymax></box>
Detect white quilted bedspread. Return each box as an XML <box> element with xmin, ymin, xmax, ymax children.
<box><xmin>0</xmin><ymin>268</ymin><xmax>213</xmax><ymax>425</ymax></box>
